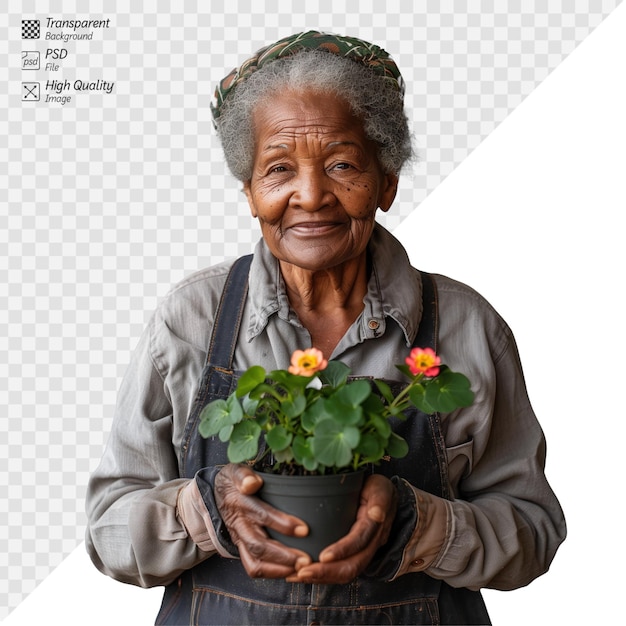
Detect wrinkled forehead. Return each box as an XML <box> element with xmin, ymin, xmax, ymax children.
<box><xmin>250</xmin><ymin>91</ymin><xmax>374</xmax><ymax>156</ymax></box>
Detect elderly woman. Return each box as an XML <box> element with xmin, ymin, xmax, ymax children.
<box><xmin>86</xmin><ymin>32</ymin><xmax>565</xmax><ymax>625</ymax></box>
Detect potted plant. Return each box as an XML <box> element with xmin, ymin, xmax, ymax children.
<box><xmin>198</xmin><ymin>347</ymin><xmax>473</xmax><ymax>558</ymax></box>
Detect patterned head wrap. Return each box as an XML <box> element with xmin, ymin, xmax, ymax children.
<box><xmin>211</xmin><ymin>30</ymin><xmax>405</xmax><ymax>123</ymax></box>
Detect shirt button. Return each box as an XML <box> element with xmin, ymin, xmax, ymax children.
<box><xmin>412</xmin><ymin>558</ymin><xmax>425</xmax><ymax>568</ymax></box>
<box><xmin>367</xmin><ymin>319</ymin><xmax>380</xmax><ymax>330</ymax></box>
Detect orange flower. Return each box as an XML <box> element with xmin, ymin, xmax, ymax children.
<box><xmin>405</xmin><ymin>347</ymin><xmax>441</xmax><ymax>377</ymax></box>
<box><xmin>288</xmin><ymin>348</ymin><xmax>328</xmax><ymax>377</ymax></box>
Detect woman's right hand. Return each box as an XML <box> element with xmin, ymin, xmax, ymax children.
<box><xmin>214</xmin><ymin>463</ymin><xmax>312</xmax><ymax>578</ymax></box>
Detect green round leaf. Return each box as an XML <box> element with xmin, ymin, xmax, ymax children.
<box><xmin>362</xmin><ymin>391</ymin><xmax>385</xmax><ymax>415</ymax></box>
<box><xmin>226</xmin><ymin>393</ymin><xmax>244</xmax><ymax>422</ymax></box>
<box><xmin>424</xmin><ymin>370</ymin><xmax>474</xmax><ymax>413</ymax></box>
<box><xmin>408</xmin><ymin>383</ymin><xmax>435</xmax><ymax>414</ymax></box>
<box><xmin>265</xmin><ymin>425</ymin><xmax>292</xmax><ymax>452</ymax></box>
<box><xmin>318</xmin><ymin>360</ymin><xmax>350</xmax><ymax>387</ymax></box>
<box><xmin>248</xmin><ymin>382</ymin><xmax>282</xmax><ymax>402</ymax></box>
<box><xmin>355</xmin><ymin>432</ymin><xmax>385</xmax><ymax>461</ymax></box>
<box><xmin>242</xmin><ymin>395</ymin><xmax>259</xmax><ymax>416</ymax></box>
<box><xmin>335</xmin><ymin>380</ymin><xmax>371</xmax><ymax>408</ymax></box>
<box><xmin>268</xmin><ymin>369</ymin><xmax>311</xmax><ymax>390</ymax></box>
<box><xmin>293</xmin><ymin>434</ymin><xmax>318</xmax><ymax>471</ymax></box>
<box><xmin>236</xmin><ymin>365</ymin><xmax>266</xmax><ymax>397</ymax></box>
<box><xmin>281</xmin><ymin>393</ymin><xmax>307</xmax><ymax>418</ymax></box>
<box><xmin>395</xmin><ymin>363</ymin><xmax>415</xmax><ymax>379</ymax></box>
<box><xmin>301</xmin><ymin>397</ymin><xmax>327</xmax><ymax>432</ymax></box>
<box><xmin>310</xmin><ymin>419</ymin><xmax>360</xmax><ymax>468</ymax></box>
<box><xmin>273</xmin><ymin>447</ymin><xmax>294</xmax><ymax>464</ymax></box>
<box><xmin>227</xmin><ymin>421</ymin><xmax>261</xmax><ymax>463</ymax></box>
<box><xmin>370</xmin><ymin>414</ymin><xmax>391</xmax><ymax>438</ymax></box>
<box><xmin>385</xmin><ymin>432</ymin><xmax>409</xmax><ymax>459</ymax></box>
<box><xmin>373</xmin><ymin>379</ymin><xmax>394</xmax><ymax>404</ymax></box>
<box><xmin>198</xmin><ymin>399</ymin><xmax>232</xmax><ymax>438</ymax></box>
<box><xmin>218</xmin><ymin>424</ymin><xmax>233</xmax><ymax>442</ymax></box>
<box><xmin>324</xmin><ymin>397</ymin><xmax>363</xmax><ymax>426</ymax></box>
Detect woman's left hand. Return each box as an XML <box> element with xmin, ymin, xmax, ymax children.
<box><xmin>286</xmin><ymin>474</ymin><xmax>397</xmax><ymax>584</ymax></box>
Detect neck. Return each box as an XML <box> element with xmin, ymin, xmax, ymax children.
<box><xmin>280</xmin><ymin>253</ymin><xmax>369</xmax><ymax>314</ymax></box>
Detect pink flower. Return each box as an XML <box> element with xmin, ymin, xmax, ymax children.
<box><xmin>288</xmin><ymin>348</ymin><xmax>328</xmax><ymax>377</ymax></box>
<box><xmin>405</xmin><ymin>347</ymin><xmax>441</xmax><ymax>377</ymax></box>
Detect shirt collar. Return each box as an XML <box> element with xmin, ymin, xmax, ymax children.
<box><xmin>246</xmin><ymin>223</ymin><xmax>422</xmax><ymax>346</ymax></box>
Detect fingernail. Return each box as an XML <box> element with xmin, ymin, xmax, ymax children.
<box><xmin>294</xmin><ymin>524</ymin><xmax>308</xmax><ymax>537</ymax></box>
<box><xmin>368</xmin><ymin>505</ymin><xmax>385</xmax><ymax>522</ymax></box>
<box><xmin>241</xmin><ymin>476</ymin><xmax>256</xmax><ymax>488</ymax></box>
<box><xmin>295</xmin><ymin>556</ymin><xmax>311</xmax><ymax>569</ymax></box>
<box><xmin>319</xmin><ymin>550</ymin><xmax>334</xmax><ymax>563</ymax></box>
<box><xmin>241</xmin><ymin>475</ymin><xmax>260</xmax><ymax>491</ymax></box>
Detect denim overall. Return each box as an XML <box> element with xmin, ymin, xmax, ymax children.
<box><xmin>156</xmin><ymin>256</ymin><xmax>490</xmax><ymax>625</ymax></box>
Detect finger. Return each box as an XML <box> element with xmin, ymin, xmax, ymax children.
<box><xmin>216</xmin><ymin>465</ymin><xmax>308</xmax><ymax>538</ymax></box>
<box><xmin>225</xmin><ymin>506</ymin><xmax>313</xmax><ymax>579</ymax></box>
<box><xmin>316</xmin><ymin>478</ymin><xmax>396</xmax><ymax>563</ymax></box>
<box><xmin>215</xmin><ymin>463</ymin><xmax>264</xmax><ymax>497</ymax></box>
<box><xmin>229</xmin><ymin>463</ymin><xmax>264</xmax><ymax>495</ymax></box>
<box><xmin>221</xmin><ymin>465</ymin><xmax>311</xmax><ymax>537</ymax></box>
<box><xmin>287</xmin><ymin>555</ymin><xmax>363</xmax><ymax>585</ymax></box>
<box><xmin>360</xmin><ymin>474</ymin><xmax>397</xmax><ymax>518</ymax></box>
<box><xmin>317</xmin><ymin>516</ymin><xmax>379</xmax><ymax>563</ymax></box>
<box><xmin>238</xmin><ymin>539</ymin><xmax>312</xmax><ymax>579</ymax></box>
<box><xmin>239</xmin><ymin>494</ymin><xmax>310</xmax><ymax>537</ymax></box>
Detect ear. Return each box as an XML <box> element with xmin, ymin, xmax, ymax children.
<box><xmin>242</xmin><ymin>181</ymin><xmax>258</xmax><ymax>218</ymax></box>
<box><xmin>378</xmin><ymin>172</ymin><xmax>398</xmax><ymax>213</ymax></box>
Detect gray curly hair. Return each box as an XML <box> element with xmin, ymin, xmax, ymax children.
<box><xmin>214</xmin><ymin>50</ymin><xmax>413</xmax><ymax>181</ymax></box>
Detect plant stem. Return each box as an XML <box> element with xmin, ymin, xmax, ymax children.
<box><xmin>386</xmin><ymin>373</ymin><xmax>423</xmax><ymax>414</ymax></box>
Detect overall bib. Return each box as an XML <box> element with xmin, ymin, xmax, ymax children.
<box><xmin>156</xmin><ymin>255</ymin><xmax>490</xmax><ymax>625</ymax></box>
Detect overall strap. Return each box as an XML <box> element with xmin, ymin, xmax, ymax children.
<box><xmin>205</xmin><ymin>254</ymin><xmax>253</xmax><ymax>369</ymax></box>
<box><xmin>413</xmin><ymin>271</ymin><xmax>438</xmax><ymax>352</ymax></box>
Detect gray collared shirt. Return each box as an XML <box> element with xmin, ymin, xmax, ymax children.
<box><xmin>85</xmin><ymin>224</ymin><xmax>565</xmax><ymax>590</ymax></box>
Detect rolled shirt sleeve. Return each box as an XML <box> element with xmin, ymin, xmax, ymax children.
<box><xmin>392</xmin><ymin>290</ymin><xmax>566</xmax><ymax>590</ymax></box>
<box><xmin>85</xmin><ymin>317</ymin><xmax>215</xmax><ymax>587</ymax></box>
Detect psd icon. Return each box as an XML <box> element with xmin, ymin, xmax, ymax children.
<box><xmin>22</xmin><ymin>19</ymin><xmax>40</xmax><ymax>39</ymax></box>
<box><xmin>22</xmin><ymin>51</ymin><xmax>40</xmax><ymax>70</ymax></box>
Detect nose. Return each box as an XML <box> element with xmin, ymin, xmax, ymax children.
<box><xmin>290</xmin><ymin>167</ymin><xmax>336</xmax><ymax>212</ymax></box>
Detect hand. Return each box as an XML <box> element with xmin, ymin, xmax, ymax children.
<box><xmin>286</xmin><ymin>474</ymin><xmax>398</xmax><ymax>585</ymax></box>
<box><xmin>214</xmin><ymin>463</ymin><xmax>312</xmax><ymax>579</ymax></box>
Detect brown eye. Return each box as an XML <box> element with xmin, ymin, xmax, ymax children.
<box><xmin>331</xmin><ymin>162</ymin><xmax>354</xmax><ymax>172</ymax></box>
<box><xmin>268</xmin><ymin>165</ymin><xmax>289</xmax><ymax>175</ymax></box>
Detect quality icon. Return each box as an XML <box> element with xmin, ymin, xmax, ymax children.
<box><xmin>22</xmin><ymin>82</ymin><xmax>40</xmax><ymax>101</ymax></box>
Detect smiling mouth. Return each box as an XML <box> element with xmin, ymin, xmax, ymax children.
<box><xmin>288</xmin><ymin>222</ymin><xmax>344</xmax><ymax>236</ymax></box>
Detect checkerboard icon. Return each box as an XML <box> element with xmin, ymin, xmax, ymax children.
<box><xmin>22</xmin><ymin>19</ymin><xmax>40</xmax><ymax>39</ymax></box>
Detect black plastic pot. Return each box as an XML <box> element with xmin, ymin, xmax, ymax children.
<box><xmin>257</xmin><ymin>470</ymin><xmax>365</xmax><ymax>561</ymax></box>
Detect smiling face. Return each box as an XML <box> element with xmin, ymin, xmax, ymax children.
<box><xmin>243</xmin><ymin>90</ymin><xmax>398</xmax><ymax>273</ymax></box>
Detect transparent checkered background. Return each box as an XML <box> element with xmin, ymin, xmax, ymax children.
<box><xmin>1</xmin><ymin>0</ymin><xmax>621</xmax><ymax>618</ymax></box>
